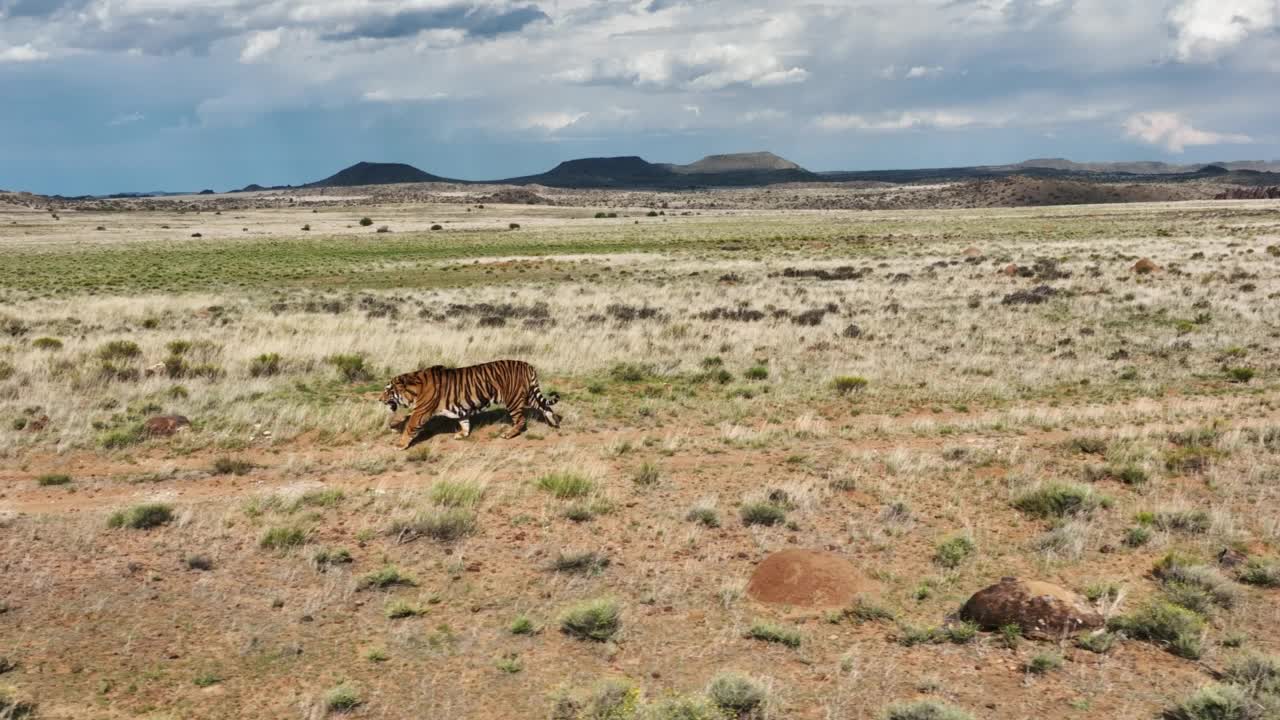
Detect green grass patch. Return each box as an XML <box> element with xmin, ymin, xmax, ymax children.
<box><xmin>559</xmin><ymin>598</ymin><xmax>621</xmax><ymax>641</ymax></box>
<box><xmin>107</xmin><ymin>503</ymin><xmax>173</xmax><ymax>529</ymax></box>
<box><xmin>36</xmin><ymin>474</ymin><xmax>72</xmax><ymax>486</ymax></box>
<box><xmin>536</xmin><ymin>471</ymin><xmax>595</xmax><ymax>498</ymax></box>
<box><xmin>746</xmin><ymin>620</ymin><xmax>801</xmax><ymax>648</ymax></box>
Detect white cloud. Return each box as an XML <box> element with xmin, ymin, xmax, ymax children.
<box><xmin>362</xmin><ymin>89</ymin><xmax>449</xmax><ymax>103</ymax></box>
<box><xmin>1123</xmin><ymin>111</ymin><xmax>1252</xmax><ymax>152</ymax></box>
<box><xmin>563</xmin><ymin>43</ymin><xmax>808</xmax><ymax>91</ymax></box>
<box><xmin>1168</xmin><ymin>0</ymin><xmax>1278</xmax><ymax>62</ymax></box>
<box><xmin>905</xmin><ymin>65</ymin><xmax>943</xmax><ymax>79</ymax></box>
<box><xmin>739</xmin><ymin>108</ymin><xmax>786</xmax><ymax>123</ymax></box>
<box><xmin>240</xmin><ymin>29</ymin><xmax>283</xmax><ymax>63</ymax></box>
<box><xmin>108</xmin><ymin>112</ymin><xmax>145</xmax><ymax>126</ymax></box>
<box><xmin>521</xmin><ymin>111</ymin><xmax>588</xmax><ymax>132</ymax></box>
<box><xmin>0</xmin><ymin>44</ymin><xmax>49</xmax><ymax>63</ymax></box>
<box><xmin>815</xmin><ymin>110</ymin><xmax>982</xmax><ymax>131</ymax></box>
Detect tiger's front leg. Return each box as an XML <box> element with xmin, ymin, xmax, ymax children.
<box><xmin>399</xmin><ymin>405</ymin><xmax>432</xmax><ymax>449</ymax></box>
<box><xmin>502</xmin><ymin>406</ymin><xmax>526</xmax><ymax>439</ymax></box>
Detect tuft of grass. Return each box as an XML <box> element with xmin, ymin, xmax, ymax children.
<box><xmin>326</xmin><ymin>353</ymin><xmax>371</xmax><ymax>382</ymax></box>
<box><xmin>740</xmin><ymin>502</ymin><xmax>786</xmax><ymax>527</ymax></box>
<box><xmin>1155</xmin><ymin>555</ymin><xmax>1239</xmax><ymax>612</ymax></box>
<box><xmin>943</xmin><ymin>621</ymin><xmax>979</xmax><ymax>644</ymax></box>
<box><xmin>707</xmin><ymin>672</ymin><xmax>767</xmax><ymax>717</ymax></box>
<box><xmin>632</xmin><ymin>462</ymin><xmax>661</xmax><ymax>487</ymax></box>
<box><xmin>1153</xmin><ymin>509</ymin><xmax>1212</xmax><ymax>534</ymax></box>
<box><xmin>536</xmin><ymin>472</ymin><xmax>595</xmax><ymax>498</ymax></box>
<box><xmin>212</xmin><ymin>456</ymin><xmax>254</xmax><ymax>476</ymax></box>
<box><xmin>551</xmin><ymin>551</ymin><xmax>609</xmax><ymax>575</ymax></box>
<box><xmin>999</xmin><ymin>623</ymin><xmax>1022</xmax><ymax>649</ymax></box>
<box><xmin>559</xmin><ymin>598</ymin><xmax>621</xmax><ymax>641</ymax></box>
<box><xmin>107</xmin><ymin>503</ymin><xmax>174</xmax><ymax>529</ymax></box>
<box><xmin>1076</xmin><ymin>630</ymin><xmax>1118</xmax><ymax>654</ymax></box>
<box><xmin>646</xmin><ymin>696</ymin><xmax>725</xmax><ymax>719</ymax></box>
<box><xmin>1066</xmin><ymin>436</ymin><xmax>1108</xmax><ymax>455</ymax></box>
<box><xmin>1013</xmin><ymin>482</ymin><xmax>1106</xmax><ymax>518</ymax></box>
<box><xmin>1163</xmin><ymin>684</ymin><xmax>1254</xmax><ymax>720</ymax></box>
<box><xmin>1026</xmin><ymin>652</ymin><xmax>1064</xmax><ymax>674</ymax></box>
<box><xmin>844</xmin><ymin>598</ymin><xmax>896</xmax><ymax>624</ymax></box>
<box><xmin>686</xmin><ymin>506</ymin><xmax>721</xmax><ymax>528</ymax></box>
<box><xmin>934</xmin><ymin>535</ymin><xmax>975</xmax><ymax>568</ymax></box>
<box><xmin>37</xmin><ymin>473</ymin><xmax>72</xmax><ymax>486</ymax></box>
<box><xmin>312</xmin><ymin>547</ymin><xmax>352</xmax><ymax>569</ymax></box>
<box><xmin>260</xmin><ymin>526</ymin><xmax>308</xmax><ymax>551</ymax></box>
<box><xmin>192</xmin><ymin>672</ymin><xmax>221</xmax><ymax>687</ymax></box>
<box><xmin>32</xmin><ymin>336</ymin><xmax>63</xmax><ymax>351</ymax></box>
<box><xmin>1225</xmin><ymin>367</ymin><xmax>1255</xmax><ymax>383</ymax></box>
<box><xmin>744</xmin><ymin>365</ymin><xmax>769</xmax><ymax>381</ymax></box>
<box><xmin>406</xmin><ymin>446</ymin><xmax>434</xmax><ymax>464</ymax></box>
<box><xmin>1109</xmin><ymin>601</ymin><xmax>1205</xmax><ymax>659</ymax></box>
<box><xmin>832</xmin><ymin>376</ymin><xmax>869</xmax><ymax>395</ymax></box>
<box><xmin>882</xmin><ymin>700</ymin><xmax>975</xmax><ymax>720</ymax></box>
<box><xmin>185</xmin><ymin>554</ymin><xmax>214</xmax><ymax>571</ymax></box>
<box><xmin>290</xmin><ymin>488</ymin><xmax>344</xmax><ymax>510</ymax></box>
<box><xmin>509</xmin><ymin>615</ymin><xmax>536</xmax><ymax>635</ymax></box>
<box><xmin>389</xmin><ymin>508</ymin><xmax>476</xmax><ymax>542</ymax></box>
<box><xmin>1124</xmin><ymin>526</ymin><xmax>1152</xmax><ymax>547</ymax></box>
<box><xmin>325</xmin><ymin>684</ymin><xmax>362</xmax><ymax>713</ymax></box>
<box><xmin>356</xmin><ymin>565</ymin><xmax>416</xmax><ymax>591</ymax></box>
<box><xmin>1238</xmin><ymin>559</ymin><xmax>1280</xmax><ymax>588</ymax></box>
<box><xmin>896</xmin><ymin>624</ymin><xmax>941</xmax><ymax>647</ymax></box>
<box><xmin>495</xmin><ymin>655</ymin><xmax>523</xmax><ymax>674</ymax></box>
<box><xmin>746</xmin><ymin>620</ymin><xmax>802</xmax><ymax>648</ymax></box>
<box><xmin>364</xmin><ymin>648</ymin><xmax>388</xmax><ymax>662</ymax></box>
<box><xmin>428</xmin><ymin>479</ymin><xmax>486</xmax><ymax>508</ymax></box>
<box><xmin>249</xmin><ymin>352</ymin><xmax>282</xmax><ymax>377</ymax></box>
<box><xmin>385</xmin><ymin>599</ymin><xmax>427</xmax><ymax>619</ymax></box>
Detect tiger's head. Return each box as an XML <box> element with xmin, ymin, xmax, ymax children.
<box><xmin>379</xmin><ymin>367</ymin><xmax>443</xmax><ymax>413</ymax></box>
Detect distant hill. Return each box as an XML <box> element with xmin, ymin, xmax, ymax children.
<box><xmin>305</xmin><ymin>161</ymin><xmax>454</xmax><ymax>188</ymax></box>
<box><xmin>501</xmin><ymin>151</ymin><xmax>815</xmax><ymax>188</ymax></box>
<box><xmin>1014</xmin><ymin>158</ymin><xmax>1280</xmax><ymax>175</ymax></box>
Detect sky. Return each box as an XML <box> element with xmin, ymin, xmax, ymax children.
<box><xmin>1</xmin><ymin>0</ymin><xmax>1277</xmax><ymax>195</ymax></box>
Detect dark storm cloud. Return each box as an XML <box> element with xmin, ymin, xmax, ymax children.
<box><xmin>321</xmin><ymin>3</ymin><xmax>549</xmax><ymax>42</ymax></box>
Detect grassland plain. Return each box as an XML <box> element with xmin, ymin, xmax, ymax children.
<box><xmin>0</xmin><ymin>197</ymin><xmax>1279</xmax><ymax>719</ymax></box>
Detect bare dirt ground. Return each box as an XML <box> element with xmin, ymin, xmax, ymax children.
<box><xmin>1</xmin><ymin>195</ymin><xmax>1279</xmax><ymax>720</ymax></box>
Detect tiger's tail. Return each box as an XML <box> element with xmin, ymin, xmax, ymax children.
<box><xmin>527</xmin><ymin>366</ymin><xmax>559</xmax><ymax>410</ymax></box>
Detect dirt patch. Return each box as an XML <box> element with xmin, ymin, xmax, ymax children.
<box><xmin>746</xmin><ymin>549</ymin><xmax>879</xmax><ymax>608</ymax></box>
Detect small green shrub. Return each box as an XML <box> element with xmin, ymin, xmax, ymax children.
<box><xmin>107</xmin><ymin>503</ymin><xmax>174</xmax><ymax>529</ymax></box>
<box><xmin>1124</xmin><ymin>526</ymin><xmax>1152</xmax><ymax>547</ymax></box>
<box><xmin>1225</xmin><ymin>367</ymin><xmax>1255</xmax><ymax>383</ymax></box>
<box><xmin>389</xmin><ymin>508</ymin><xmax>476</xmax><ymax>542</ymax></box>
<box><xmin>845</xmin><ymin>598</ymin><xmax>896</xmax><ymax>624</ymax></box>
<box><xmin>185</xmin><ymin>554</ymin><xmax>213</xmax><ymax>571</ymax></box>
<box><xmin>99</xmin><ymin>423</ymin><xmax>145</xmax><ymax>449</ymax></box>
<box><xmin>312</xmin><ymin>547</ymin><xmax>352</xmax><ymax>569</ymax></box>
<box><xmin>552</xmin><ymin>551</ymin><xmax>609</xmax><ymax>575</ymax></box>
<box><xmin>833</xmin><ymin>376</ymin><xmax>869</xmax><ymax>395</ymax></box>
<box><xmin>1026</xmin><ymin>652</ymin><xmax>1063</xmax><ymax>674</ymax></box>
<box><xmin>1077</xmin><ymin>630</ymin><xmax>1117</xmax><ymax>654</ymax></box>
<box><xmin>356</xmin><ymin>565</ymin><xmax>416</xmax><ymax>590</ymax></box>
<box><xmin>707</xmin><ymin>673</ymin><xmax>766</xmax><ymax>716</ymax></box>
<box><xmin>632</xmin><ymin>462</ymin><xmax>661</xmax><ymax>487</ymax></box>
<box><xmin>1109</xmin><ymin>601</ymin><xmax>1205</xmax><ymax>659</ymax></box>
<box><xmin>1223</xmin><ymin>653</ymin><xmax>1280</xmax><ymax>695</ymax></box>
<box><xmin>290</xmin><ymin>489</ymin><xmax>344</xmax><ymax>510</ymax></box>
<box><xmin>1163</xmin><ymin>683</ymin><xmax>1253</xmax><ymax>720</ymax></box>
<box><xmin>1238</xmin><ymin>559</ymin><xmax>1280</xmax><ymax>588</ymax></box>
<box><xmin>260</xmin><ymin>526</ymin><xmax>308</xmax><ymax>550</ymax></box>
<box><xmin>326</xmin><ymin>353</ymin><xmax>371</xmax><ymax>382</ymax></box>
<box><xmin>97</xmin><ymin>340</ymin><xmax>141</xmax><ymax>361</ymax></box>
<box><xmin>249</xmin><ymin>353</ymin><xmax>282</xmax><ymax>377</ymax></box>
<box><xmin>999</xmin><ymin>623</ymin><xmax>1022</xmax><ymax>649</ymax></box>
<box><xmin>429</xmin><ymin>479</ymin><xmax>486</xmax><ymax>508</ymax></box>
<box><xmin>559</xmin><ymin>598</ymin><xmax>621</xmax><ymax>641</ymax></box>
<box><xmin>645</xmin><ymin>696</ymin><xmax>724</xmax><ymax>719</ymax></box>
<box><xmin>686</xmin><ymin>507</ymin><xmax>720</xmax><ymax>528</ymax></box>
<box><xmin>192</xmin><ymin>672</ymin><xmax>221</xmax><ymax>687</ymax></box>
<box><xmin>744</xmin><ymin>365</ymin><xmax>769</xmax><ymax>381</ymax></box>
<box><xmin>32</xmin><ymin>337</ymin><xmax>63</xmax><ymax>351</ymax></box>
<box><xmin>740</xmin><ymin>502</ymin><xmax>786</xmax><ymax>526</ymax></box>
<box><xmin>358</xmin><ymin>217</ymin><xmax>373</xmax><ymax>226</ymax></box>
<box><xmin>896</xmin><ymin>624</ymin><xmax>941</xmax><ymax>647</ymax></box>
<box><xmin>325</xmin><ymin>684</ymin><xmax>362</xmax><ymax>712</ymax></box>
<box><xmin>1066</xmin><ymin>436</ymin><xmax>1108</xmax><ymax>455</ymax></box>
<box><xmin>536</xmin><ymin>472</ymin><xmax>594</xmax><ymax>498</ymax></box>
<box><xmin>934</xmin><ymin>535</ymin><xmax>975</xmax><ymax>568</ymax></box>
<box><xmin>212</xmin><ymin>456</ymin><xmax>254</xmax><ymax>476</ymax></box>
<box><xmin>509</xmin><ymin>615</ymin><xmax>536</xmax><ymax>635</ymax></box>
<box><xmin>746</xmin><ymin>621</ymin><xmax>801</xmax><ymax>648</ymax></box>
<box><xmin>1013</xmin><ymin>482</ymin><xmax>1105</xmax><ymax>518</ymax></box>
<box><xmin>1154</xmin><ymin>509</ymin><xmax>1212</xmax><ymax>534</ymax></box>
<box><xmin>37</xmin><ymin>474</ymin><xmax>72</xmax><ymax>486</ymax></box>
<box><xmin>943</xmin><ymin>621</ymin><xmax>979</xmax><ymax>644</ymax></box>
<box><xmin>608</xmin><ymin>362</ymin><xmax>652</xmax><ymax>382</ymax></box>
<box><xmin>385</xmin><ymin>599</ymin><xmax>426</xmax><ymax>619</ymax></box>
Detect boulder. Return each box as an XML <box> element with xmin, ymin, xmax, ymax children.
<box><xmin>960</xmin><ymin>577</ymin><xmax>1102</xmax><ymax>639</ymax></box>
<box><xmin>143</xmin><ymin>415</ymin><xmax>191</xmax><ymax>438</ymax></box>
<box><xmin>1132</xmin><ymin>258</ymin><xmax>1159</xmax><ymax>274</ymax></box>
<box><xmin>746</xmin><ymin>549</ymin><xmax>879</xmax><ymax>608</ymax></box>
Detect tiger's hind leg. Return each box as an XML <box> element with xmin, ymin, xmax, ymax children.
<box><xmin>502</xmin><ymin>405</ymin><xmax>527</xmax><ymax>439</ymax></box>
<box><xmin>454</xmin><ymin>417</ymin><xmax>471</xmax><ymax>439</ymax></box>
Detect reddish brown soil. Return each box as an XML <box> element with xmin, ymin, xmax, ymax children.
<box><xmin>746</xmin><ymin>549</ymin><xmax>880</xmax><ymax>607</ymax></box>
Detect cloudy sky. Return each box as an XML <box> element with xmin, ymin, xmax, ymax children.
<box><xmin>1</xmin><ymin>0</ymin><xmax>1276</xmax><ymax>194</ymax></box>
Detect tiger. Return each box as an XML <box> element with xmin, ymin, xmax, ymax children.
<box><xmin>379</xmin><ymin>359</ymin><xmax>560</xmax><ymax>449</ymax></box>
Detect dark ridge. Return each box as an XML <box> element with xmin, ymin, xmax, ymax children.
<box><xmin>305</xmin><ymin>161</ymin><xmax>455</xmax><ymax>188</ymax></box>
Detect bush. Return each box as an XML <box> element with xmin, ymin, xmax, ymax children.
<box><xmin>37</xmin><ymin>474</ymin><xmax>71</xmax><ymax>486</ymax></box>
<box><xmin>508</xmin><ymin>223</ymin><xmax>520</xmax><ymax>230</ymax></box>
<box><xmin>356</xmin><ymin>565</ymin><xmax>416</xmax><ymax>590</ymax></box>
<box><xmin>326</xmin><ymin>353</ymin><xmax>371</xmax><ymax>382</ymax></box>
<box><xmin>740</xmin><ymin>502</ymin><xmax>786</xmax><ymax>527</ymax></box>
<box><xmin>385</xmin><ymin>599</ymin><xmax>426</xmax><ymax>619</ymax></box>
<box><xmin>645</xmin><ymin>696</ymin><xmax>725</xmax><ymax>719</ymax></box>
<box><xmin>1155</xmin><ymin>555</ymin><xmax>1239</xmax><ymax>612</ymax></box>
<box><xmin>551</xmin><ymin>551</ymin><xmax>609</xmax><ymax>575</ymax></box>
<box><xmin>746</xmin><ymin>620</ymin><xmax>801</xmax><ymax>648</ymax></box>
<box><xmin>1109</xmin><ymin>601</ymin><xmax>1205</xmax><ymax>658</ymax></box>
<box><xmin>212</xmin><ymin>456</ymin><xmax>254</xmax><ymax>476</ymax></box>
<box><xmin>559</xmin><ymin>598</ymin><xmax>620</xmax><ymax>641</ymax></box>
<box><xmin>99</xmin><ymin>424</ymin><xmax>144</xmax><ymax>449</ymax></box>
<box><xmin>431</xmin><ymin>224</ymin><xmax>443</xmax><ymax>230</ymax></box>
<box><xmin>707</xmin><ymin>673</ymin><xmax>766</xmax><ymax>716</ymax></box>
<box><xmin>1164</xmin><ymin>683</ymin><xmax>1253</xmax><ymax>720</ymax></box>
<box><xmin>325</xmin><ymin>684</ymin><xmax>362</xmax><ymax>712</ymax></box>
<box><xmin>881</xmin><ymin>700</ymin><xmax>974</xmax><ymax>720</ymax></box>
<box><xmin>832</xmin><ymin>376</ymin><xmax>869</xmax><ymax>395</ymax></box>
<box><xmin>260</xmin><ymin>526</ymin><xmax>308</xmax><ymax>550</ymax></box>
<box><xmin>1013</xmin><ymin>482</ymin><xmax>1105</xmax><ymax>518</ymax></box>
<box><xmin>358</xmin><ymin>217</ymin><xmax>373</xmax><ymax>226</ymax></box>
<box><xmin>1153</xmin><ymin>509</ymin><xmax>1212</xmax><ymax>534</ymax></box>
<box><xmin>509</xmin><ymin>615</ymin><xmax>536</xmax><ymax>635</ymax></box>
<box><xmin>1238</xmin><ymin>559</ymin><xmax>1280</xmax><ymax>588</ymax></box>
<box><xmin>389</xmin><ymin>508</ymin><xmax>476</xmax><ymax>542</ymax></box>
<box><xmin>934</xmin><ymin>535</ymin><xmax>975</xmax><ymax>568</ymax></box>
<box><xmin>1223</xmin><ymin>653</ymin><xmax>1280</xmax><ymax>695</ymax></box>
<box><xmin>608</xmin><ymin>362</ymin><xmax>653</xmax><ymax>382</ymax></box>
<box><xmin>1077</xmin><ymin>630</ymin><xmax>1117</xmax><ymax>654</ymax></box>
<box><xmin>32</xmin><ymin>337</ymin><xmax>62</xmax><ymax>351</ymax></box>
<box><xmin>1124</xmin><ymin>526</ymin><xmax>1152</xmax><ymax>547</ymax></box>
<box><xmin>536</xmin><ymin>472</ymin><xmax>594</xmax><ymax>498</ymax></box>
<box><xmin>108</xmin><ymin>503</ymin><xmax>174</xmax><ymax>529</ymax></box>
<box><xmin>744</xmin><ymin>365</ymin><xmax>769</xmax><ymax>381</ymax></box>
<box><xmin>943</xmin><ymin>621</ymin><xmax>979</xmax><ymax>644</ymax></box>
<box><xmin>686</xmin><ymin>507</ymin><xmax>720</xmax><ymax>528</ymax></box>
<box><xmin>249</xmin><ymin>353</ymin><xmax>282</xmax><ymax>377</ymax></box>
<box><xmin>97</xmin><ymin>340</ymin><xmax>141</xmax><ymax>361</ymax></box>
<box><xmin>428</xmin><ymin>479</ymin><xmax>486</xmax><ymax>508</ymax></box>
<box><xmin>1225</xmin><ymin>367</ymin><xmax>1255</xmax><ymax>383</ymax></box>
<box><xmin>1026</xmin><ymin>652</ymin><xmax>1063</xmax><ymax>674</ymax></box>
<box><xmin>632</xmin><ymin>462</ymin><xmax>661</xmax><ymax>487</ymax></box>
